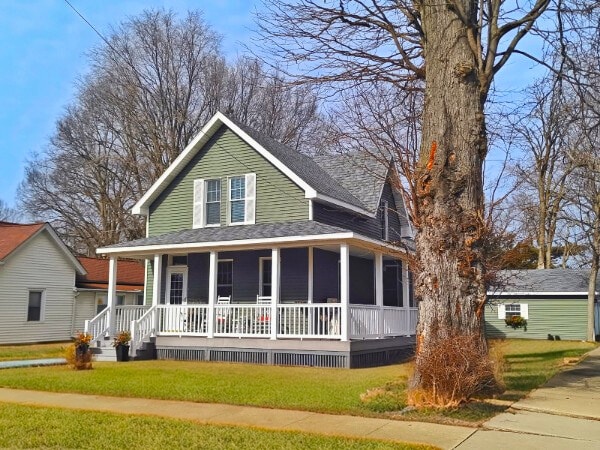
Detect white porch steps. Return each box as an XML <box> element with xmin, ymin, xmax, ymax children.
<box><xmin>90</xmin><ymin>338</ymin><xmax>116</xmax><ymax>362</ymax></box>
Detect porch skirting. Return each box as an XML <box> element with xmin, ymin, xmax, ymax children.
<box><xmin>153</xmin><ymin>336</ymin><xmax>415</xmax><ymax>368</ymax></box>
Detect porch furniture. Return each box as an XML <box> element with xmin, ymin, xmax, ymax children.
<box><xmin>255</xmin><ymin>295</ymin><xmax>272</xmax><ymax>333</ymax></box>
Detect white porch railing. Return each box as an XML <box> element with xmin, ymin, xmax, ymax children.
<box><xmin>115</xmin><ymin>305</ymin><xmax>151</xmax><ymax>332</ymax></box>
<box><xmin>349</xmin><ymin>305</ymin><xmax>418</xmax><ymax>338</ymax></box>
<box><xmin>130</xmin><ymin>305</ymin><xmax>157</xmax><ymax>356</ymax></box>
<box><xmin>84</xmin><ymin>307</ymin><xmax>110</xmax><ymax>341</ymax></box>
<box><xmin>140</xmin><ymin>303</ymin><xmax>415</xmax><ymax>340</ymax></box>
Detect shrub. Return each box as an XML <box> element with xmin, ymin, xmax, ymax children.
<box><xmin>65</xmin><ymin>343</ymin><xmax>92</xmax><ymax>370</ymax></box>
<box><xmin>408</xmin><ymin>333</ymin><xmax>502</xmax><ymax>408</ymax></box>
<box><xmin>112</xmin><ymin>331</ymin><xmax>131</xmax><ymax>347</ymax></box>
<box><xmin>505</xmin><ymin>316</ymin><xmax>527</xmax><ymax>330</ymax></box>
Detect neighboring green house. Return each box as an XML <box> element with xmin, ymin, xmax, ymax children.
<box><xmin>95</xmin><ymin>112</ymin><xmax>417</xmax><ymax>367</ymax></box>
<box><xmin>486</xmin><ymin>269</ymin><xmax>600</xmax><ymax>341</ymax></box>
<box><xmin>0</xmin><ymin>221</ymin><xmax>86</xmax><ymax>344</ymax></box>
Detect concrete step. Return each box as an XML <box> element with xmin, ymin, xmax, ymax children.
<box><xmin>91</xmin><ymin>346</ymin><xmax>117</xmax><ymax>362</ymax></box>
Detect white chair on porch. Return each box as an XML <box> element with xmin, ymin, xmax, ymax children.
<box><xmin>255</xmin><ymin>295</ymin><xmax>271</xmax><ymax>334</ymax></box>
<box><xmin>215</xmin><ymin>296</ymin><xmax>231</xmax><ymax>332</ymax></box>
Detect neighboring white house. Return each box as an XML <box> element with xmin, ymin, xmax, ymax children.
<box><xmin>73</xmin><ymin>256</ymin><xmax>145</xmax><ymax>334</ymax></box>
<box><xmin>0</xmin><ymin>221</ymin><xmax>86</xmax><ymax>345</ymax></box>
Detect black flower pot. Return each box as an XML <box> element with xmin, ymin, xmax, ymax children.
<box><xmin>76</xmin><ymin>344</ymin><xmax>89</xmax><ymax>357</ymax></box>
<box><xmin>115</xmin><ymin>344</ymin><xmax>130</xmax><ymax>362</ymax></box>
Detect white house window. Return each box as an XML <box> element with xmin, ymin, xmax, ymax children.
<box><xmin>205</xmin><ymin>179</ymin><xmax>221</xmax><ymax>226</ymax></box>
<box><xmin>116</xmin><ymin>295</ymin><xmax>125</xmax><ymax>306</ymax></box>
<box><xmin>498</xmin><ymin>303</ymin><xmax>529</xmax><ymax>320</ymax></box>
<box><xmin>505</xmin><ymin>304</ymin><xmax>521</xmax><ymax>318</ymax></box>
<box><xmin>27</xmin><ymin>290</ymin><xmax>43</xmax><ymax>321</ymax></box>
<box><xmin>136</xmin><ymin>294</ymin><xmax>145</xmax><ymax>305</ymax></box>
<box><xmin>230</xmin><ymin>176</ymin><xmax>246</xmax><ymax>223</ymax></box>
<box><xmin>218</xmin><ymin>260</ymin><xmax>233</xmax><ymax>297</ymax></box>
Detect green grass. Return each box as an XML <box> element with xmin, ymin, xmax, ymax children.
<box><xmin>0</xmin><ymin>342</ymin><xmax>68</xmax><ymax>361</ymax></box>
<box><xmin>0</xmin><ymin>339</ymin><xmax>595</xmax><ymax>424</ymax></box>
<box><xmin>499</xmin><ymin>339</ymin><xmax>596</xmax><ymax>394</ymax></box>
<box><xmin>0</xmin><ymin>403</ymin><xmax>433</xmax><ymax>450</ymax></box>
<box><xmin>0</xmin><ymin>359</ymin><xmax>410</xmax><ymax>415</ymax></box>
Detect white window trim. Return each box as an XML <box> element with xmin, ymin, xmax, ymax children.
<box><xmin>228</xmin><ymin>173</ymin><xmax>256</xmax><ymax>226</ymax></box>
<box><xmin>217</xmin><ymin>259</ymin><xmax>234</xmax><ymax>296</ymax></box>
<box><xmin>165</xmin><ymin>266</ymin><xmax>189</xmax><ymax>305</ymax></box>
<box><xmin>498</xmin><ymin>303</ymin><xmax>529</xmax><ymax>320</ymax></box>
<box><xmin>27</xmin><ymin>289</ymin><xmax>46</xmax><ymax>322</ymax></box>
<box><xmin>259</xmin><ymin>257</ymin><xmax>272</xmax><ymax>297</ymax></box>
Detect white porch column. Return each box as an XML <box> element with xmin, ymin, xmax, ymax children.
<box><xmin>307</xmin><ymin>246</ymin><xmax>314</xmax><ymax>335</ymax></box>
<box><xmin>152</xmin><ymin>254</ymin><xmax>162</xmax><ymax>307</ymax></box>
<box><xmin>270</xmin><ymin>247</ymin><xmax>280</xmax><ymax>340</ymax></box>
<box><xmin>307</xmin><ymin>247</ymin><xmax>314</xmax><ymax>304</ymax></box>
<box><xmin>340</xmin><ymin>243</ymin><xmax>350</xmax><ymax>341</ymax></box>
<box><xmin>207</xmin><ymin>251</ymin><xmax>218</xmax><ymax>338</ymax></box>
<box><xmin>375</xmin><ymin>252</ymin><xmax>384</xmax><ymax>338</ymax></box>
<box><xmin>402</xmin><ymin>261</ymin><xmax>411</xmax><ymax>335</ymax></box>
<box><xmin>107</xmin><ymin>256</ymin><xmax>118</xmax><ymax>336</ymax></box>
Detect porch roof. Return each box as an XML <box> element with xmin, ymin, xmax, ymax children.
<box><xmin>97</xmin><ymin>220</ymin><xmax>406</xmax><ymax>257</ymax></box>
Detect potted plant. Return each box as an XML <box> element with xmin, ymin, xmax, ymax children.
<box><xmin>69</xmin><ymin>332</ymin><xmax>93</xmax><ymax>370</ymax></box>
<box><xmin>112</xmin><ymin>331</ymin><xmax>131</xmax><ymax>362</ymax></box>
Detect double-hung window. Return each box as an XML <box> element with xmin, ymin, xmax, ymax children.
<box><xmin>27</xmin><ymin>290</ymin><xmax>43</xmax><ymax>322</ymax></box>
<box><xmin>498</xmin><ymin>303</ymin><xmax>529</xmax><ymax>319</ymax></box>
<box><xmin>193</xmin><ymin>174</ymin><xmax>255</xmax><ymax>228</ymax></box>
<box><xmin>205</xmin><ymin>179</ymin><xmax>221</xmax><ymax>226</ymax></box>
<box><xmin>229</xmin><ymin>176</ymin><xmax>246</xmax><ymax>224</ymax></box>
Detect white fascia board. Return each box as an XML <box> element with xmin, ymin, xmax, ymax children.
<box><xmin>132</xmin><ymin>112</ymin><xmax>317</xmax><ymax>215</ymax></box>
<box><xmin>97</xmin><ymin>232</ymin><xmax>355</xmax><ymax>256</ymax></box>
<box><xmin>76</xmin><ymin>288</ymin><xmax>144</xmax><ymax>293</ymax></box>
<box><xmin>349</xmin><ymin>234</ymin><xmax>412</xmax><ymax>258</ymax></box>
<box><xmin>132</xmin><ymin>114</ymin><xmax>225</xmax><ymax>215</ymax></box>
<box><xmin>488</xmin><ymin>291</ymin><xmax>594</xmax><ymax>296</ymax></box>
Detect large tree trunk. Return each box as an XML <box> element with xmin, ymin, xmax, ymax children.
<box><xmin>410</xmin><ymin>2</ymin><xmax>494</xmax><ymax>405</ymax></box>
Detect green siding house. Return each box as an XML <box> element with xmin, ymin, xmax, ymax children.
<box><xmin>95</xmin><ymin>112</ymin><xmax>417</xmax><ymax>367</ymax></box>
<box><xmin>486</xmin><ymin>269</ymin><xmax>599</xmax><ymax>341</ymax></box>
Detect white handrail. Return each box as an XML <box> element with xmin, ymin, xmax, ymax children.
<box><xmin>84</xmin><ymin>307</ymin><xmax>111</xmax><ymax>341</ymax></box>
<box><xmin>130</xmin><ymin>305</ymin><xmax>157</xmax><ymax>357</ymax></box>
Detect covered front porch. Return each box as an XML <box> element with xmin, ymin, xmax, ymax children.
<box><xmin>92</xmin><ymin>228</ymin><xmax>417</xmax><ymax>366</ymax></box>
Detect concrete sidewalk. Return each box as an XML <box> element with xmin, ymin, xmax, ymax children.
<box><xmin>0</xmin><ymin>358</ymin><xmax>66</xmax><ymax>369</ymax></box>
<box><xmin>456</xmin><ymin>346</ymin><xmax>600</xmax><ymax>449</ymax></box>
<box><xmin>0</xmin><ymin>387</ymin><xmax>474</xmax><ymax>449</ymax></box>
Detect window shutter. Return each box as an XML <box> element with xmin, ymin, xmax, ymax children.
<box><xmin>497</xmin><ymin>304</ymin><xmax>506</xmax><ymax>319</ymax></box>
<box><xmin>520</xmin><ymin>303</ymin><xmax>529</xmax><ymax>319</ymax></box>
<box><xmin>245</xmin><ymin>173</ymin><xmax>256</xmax><ymax>224</ymax></box>
<box><xmin>193</xmin><ymin>179</ymin><xmax>205</xmax><ymax>229</ymax></box>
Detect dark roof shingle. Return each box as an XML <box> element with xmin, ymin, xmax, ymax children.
<box><xmin>492</xmin><ymin>269</ymin><xmax>599</xmax><ymax>294</ymax></box>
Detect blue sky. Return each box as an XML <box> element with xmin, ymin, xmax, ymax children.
<box><xmin>0</xmin><ymin>1</ymin><xmax>542</xmax><ymax>210</ymax></box>
<box><xmin>0</xmin><ymin>0</ymin><xmax>258</xmax><ymax>208</ymax></box>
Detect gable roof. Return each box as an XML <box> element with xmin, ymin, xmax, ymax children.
<box><xmin>491</xmin><ymin>269</ymin><xmax>599</xmax><ymax>295</ymax></box>
<box><xmin>0</xmin><ymin>221</ymin><xmax>86</xmax><ymax>274</ymax></box>
<box><xmin>132</xmin><ymin>112</ymin><xmax>390</xmax><ymax>218</ymax></box>
<box><xmin>76</xmin><ymin>257</ymin><xmax>144</xmax><ymax>292</ymax></box>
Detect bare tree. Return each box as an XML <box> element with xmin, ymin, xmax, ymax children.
<box><xmin>510</xmin><ymin>73</ymin><xmax>579</xmax><ymax>268</ymax></box>
<box><xmin>255</xmin><ymin>0</ymin><xmax>599</xmax><ymax>405</ymax></box>
<box><xmin>0</xmin><ymin>199</ymin><xmax>20</xmax><ymax>222</ymax></box>
<box><xmin>19</xmin><ymin>9</ymin><xmax>327</xmax><ymax>254</ymax></box>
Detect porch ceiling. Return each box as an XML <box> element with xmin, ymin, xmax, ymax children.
<box><xmin>97</xmin><ymin>220</ymin><xmax>407</xmax><ymax>258</ymax></box>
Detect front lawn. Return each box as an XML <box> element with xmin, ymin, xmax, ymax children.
<box><xmin>0</xmin><ymin>342</ymin><xmax>68</xmax><ymax>361</ymax></box>
<box><xmin>0</xmin><ymin>403</ymin><xmax>432</xmax><ymax>450</ymax></box>
<box><xmin>0</xmin><ymin>339</ymin><xmax>594</xmax><ymax>422</ymax></box>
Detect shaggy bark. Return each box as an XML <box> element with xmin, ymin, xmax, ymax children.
<box><xmin>412</xmin><ymin>0</ymin><xmax>489</xmax><ymax>386</ymax></box>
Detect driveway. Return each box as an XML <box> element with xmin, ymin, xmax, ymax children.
<box><xmin>456</xmin><ymin>346</ymin><xmax>600</xmax><ymax>449</ymax></box>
